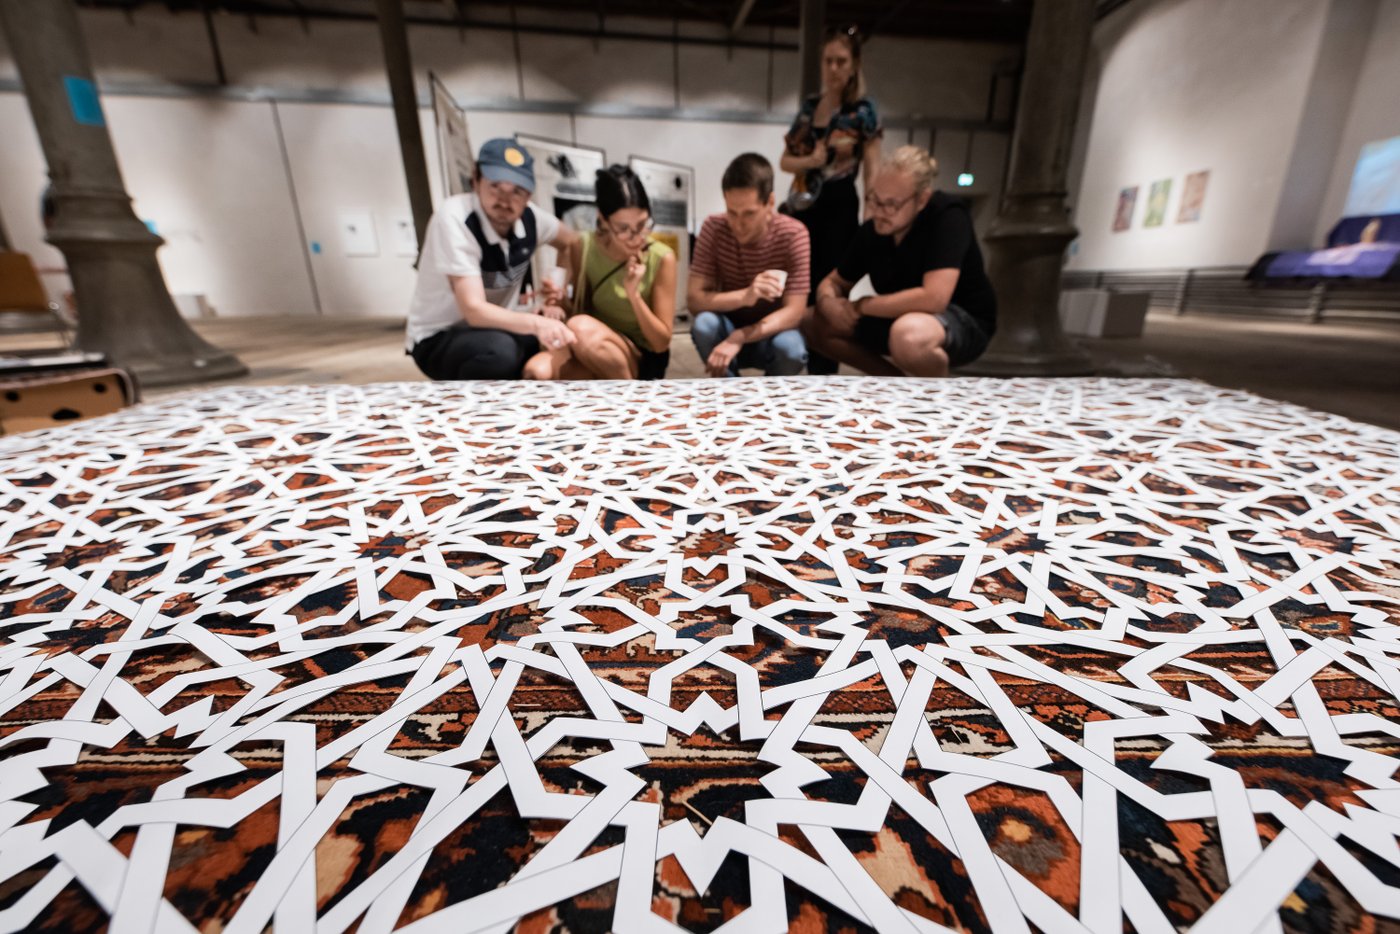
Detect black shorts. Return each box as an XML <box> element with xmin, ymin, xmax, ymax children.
<box><xmin>411</xmin><ymin>323</ymin><xmax>540</xmax><ymax>380</ymax></box>
<box><xmin>853</xmin><ymin>304</ymin><xmax>990</xmax><ymax>369</ymax></box>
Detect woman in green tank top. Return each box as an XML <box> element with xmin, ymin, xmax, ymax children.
<box><xmin>523</xmin><ymin>165</ymin><xmax>677</xmax><ymax>380</ymax></box>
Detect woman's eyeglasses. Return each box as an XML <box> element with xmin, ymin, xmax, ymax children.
<box><xmin>603</xmin><ymin>217</ymin><xmax>655</xmax><ymax>239</ymax></box>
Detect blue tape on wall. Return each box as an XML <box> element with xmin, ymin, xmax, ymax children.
<box><xmin>63</xmin><ymin>76</ymin><xmax>105</xmax><ymax>127</ymax></box>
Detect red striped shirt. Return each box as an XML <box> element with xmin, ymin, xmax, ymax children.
<box><xmin>691</xmin><ymin>212</ymin><xmax>811</xmax><ymax>327</ymax></box>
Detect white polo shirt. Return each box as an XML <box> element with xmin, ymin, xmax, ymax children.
<box><xmin>405</xmin><ymin>192</ymin><xmax>562</xmax><ymax>350</ymax></box>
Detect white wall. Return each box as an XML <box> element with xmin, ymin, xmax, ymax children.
<box><xmin>1266</xmin><ymin>0</ymin><xmax>1377</xmax><ymax>252</ymax></box>
<box><xmin>1315</xmin><ymin>0</ymin><xmax>1400</xmax><ymax>244</ymax></box>
<box><xmin>1069</xmin><ymin>0</ymin><xmax>1400</xmax><ymax>272</ymax></box>
<box><xmin>1067</xmin><ymin>0</ymin><xmax>1329</xmax><ymax>271</ymax></box>
<box><xmin>0</xmin><ymin>7</ymin><xmax>1014</xmax><ymax>316</ymax></box>
<box><xmin>108</xmin><ymin>96</ymin><xmax>318</xmax><ymax>317</ymax></box>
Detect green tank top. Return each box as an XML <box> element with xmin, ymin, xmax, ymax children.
<box><xmin>577</xmin><ymin>231</ymin><xmax>672</xmax><ymax>350</ymax></box>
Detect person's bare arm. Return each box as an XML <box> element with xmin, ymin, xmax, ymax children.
<box><xmin>687</xmin><ymin>271</ymin><xmax>780</xmax><ymax>314</ymax></box>
<box><xmin>729</xmin><ymin>291</ymin><xmax>805</xmax><ymax>345</ymax></box>
<box><xmin>855</xmin><ymin>268</ymin><xmax>959</xmax><ymax>319</ymax></box>
<box><xmin>629</xmin><ymin>251</ymin><xmax>677</xmax><ymax>353</ymax></box>
<box><xmin>815</xmin><ymin>270</ymin><xmax>859</xmax><ymax>336</ymax></box>
<box><xmin>780</xmin><ymin>139</ymin><xmax>828</xmax><ymax>175</ymax></box>
<box><xmin>450</xmin><ymin>274</ymin><xmax>572</xmax><ymax>349</ymax></box>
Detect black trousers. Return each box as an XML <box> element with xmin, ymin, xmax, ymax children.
<box><xmin>794</xmin><ymin>174</ymin><xmax>860</xmax><ymax>376</ymax></box>
<box><xmin>411</xmin><ymin>323</ymin><xmax>540</xmax><ymax>380</ymax></box>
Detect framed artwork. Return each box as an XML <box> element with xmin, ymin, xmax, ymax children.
<box><xmin>1113</xmin><ymin>186</ymin><xmax>1138</xmax><ymax>232</ymax></box>
<box><xmin>1177</xmin><ymin>170</ymin><xmax>1209</xmax><ymax>223</ymax></box>
<box><xmin>515</xmin><ymin>135</ymin><xmax>608</xmax><ymax>300</ymax></box>
<box><xmin>515</xmin><ymin>134</ymin><xmax>607</xmax><ymax>234</ymax></box>
<box><xmin>629</xmin><ymin>155</ymin><xmax>695</xmax><ymax>314</ymax></box>
<box><xmin>1144</xmin><ymin>178</ymin><xmax>1172</xmax><ymax>228</ymax></box>
<box><xmin>429</xmin><ymin>73</ymin><xmax>473</xmax><ymax>196</ymax></box>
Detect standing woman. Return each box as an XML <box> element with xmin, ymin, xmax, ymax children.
<box><xmin>781</xmin><ymin>25</ymin><xmax>883</xmax><ymax>375</ymax></box>
<box><xmin>523</xmin><ymin>165</ymin><xmax>676</xmax><ymax>380</ymax></box>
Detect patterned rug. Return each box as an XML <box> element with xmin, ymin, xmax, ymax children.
<box><xmin>1</xmin><ymin>377</ymin><xmax>1398</xmax><ymax>934</ymax></box>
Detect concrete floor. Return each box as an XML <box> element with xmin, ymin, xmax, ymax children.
<box><xmin>133</xmin><ymin>311</ymin><xmax>1400</xmax><ymax>432</ymax></box>
<box><xmin>0</xmin><ymin>308</ymin><xmax>1362</xmax><ymax>431</ymax></box>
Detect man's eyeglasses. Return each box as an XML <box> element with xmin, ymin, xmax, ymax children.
<box><xmin>865</xmin><ymin>191</ymin><xmax>918</xmax><ymax>214</ymax></box>
<box><xmin>603</xmin><ymin>217</ymin><xmax>655</xmax><ymax>239</ymax></box>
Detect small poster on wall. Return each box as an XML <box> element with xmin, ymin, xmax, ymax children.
<box><xmin>1177</xmin><ymin>170</ymin><xmax>1209</xmax><ymax>223</ymax></box>
<box><xmin>1144</xmin><ymin>178</ymin><xmax>1172</xmax><ymax>228</ymax></box>
<box><xmin>1112</xmin><ymin>186</ymin><xmax>1138</xmax><ymax>232</ymax></box>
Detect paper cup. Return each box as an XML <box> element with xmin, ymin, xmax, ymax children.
<box><xmin>766</xmin><ymin>269</ymin><xmax>788</xmax><ymax>291</ymax></box>
<box><xmin>546</xmin><ymin>266</ymin><xmax>567</xmax><ymax>291</ymax></box>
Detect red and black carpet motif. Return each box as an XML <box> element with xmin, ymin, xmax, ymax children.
<box><xmin>1</xmin><ymin>377</ymin><xmax>1398</xmax><ymax>933</ymax></box>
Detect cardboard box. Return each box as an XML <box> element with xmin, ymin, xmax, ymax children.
<box><xmin>0</xmin><ymin>367</ymin><xmax>134</xmax><ymax>435</ymax></box>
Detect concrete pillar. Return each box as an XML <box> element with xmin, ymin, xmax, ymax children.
<box><xmin>375</xmin><ymin>0</ymin><xmax>434</xmax><ymax>251</ymax></box>
<box><xmin>0</xmin><ymin>0</ymin><xmax>245</xmax><ymax>387</ymax></box>
<box><xmin>965</xmin><ymin>0</ymin><xmax>1095</xmax><ymax>376</ymax></box>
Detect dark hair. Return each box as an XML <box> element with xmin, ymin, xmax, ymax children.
<box><xmin>721</xmin><ymin>153</ymin><xmax>774</xmax><ymax>202</ymax></box>
<box><xmin>594</xmin><ymin>164</ymin><xmax>650</xmax><ymax>220</ymax></box>
<box><xmin>822</xmin><ymin>24</ymin><xmax>866</xmax><ymax>105</ymax></box>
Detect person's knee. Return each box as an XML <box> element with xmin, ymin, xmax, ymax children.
<box><xmin>768</xmin><ymin>329</ymin><xmax>808</xmax><ymax>375</ymax></box>
<box><xmin>521</xmin><ymin>354</ymin><xmax>553</xmax><ymax>381</ymax></box>
<box><xmin>568</xmin><ymin>315</ymin><xmax>603</xmax><ymax>342</ymax></box>
<box><xmin>888</xmin><ymin>315</ymin><xmax>939</xmax><ymax>356</ymax></box>
<box><xmin>690</xmin><ymin>311</ymin><xmax>727</xmax><ymax>360</ymax></box>
<box><xmin>691</xmin><ymin>311</ymin><xmax>722</xmax><ymax>342</ymax></box>
<box><xmin>889</xmin><ymin>315</ymin><xmax>947</xmax><ymax>375</ymax></box>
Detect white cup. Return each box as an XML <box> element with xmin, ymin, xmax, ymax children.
<box><xmin>766</xmin><ymin>269</ymin><xmax>788</xmax><ymax>291</ymax></box>
<box><xmin>546</xmin><ymin>266</ymin><xmax>567</xmax><ymax>291</ymax></box>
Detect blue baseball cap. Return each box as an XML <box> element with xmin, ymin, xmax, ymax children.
<box><xmin>477</xmin><ymin>137</ymin><xmax>535</xmax><ymax>192</ymax></box>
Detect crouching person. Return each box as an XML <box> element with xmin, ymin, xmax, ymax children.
<box><xmin>805</xmin><ymin>145</ymin><xmax>996</xmax><ymax>376</ymax></box>
<box><xmin>524</xmin><ymin>165</ymin><xmax>676</xmax><ymax>380</ymax></box>
<box><xmin>406</xmin><ymin>137</ymin><xmax>578</xmax><ymax>380</ymax></box>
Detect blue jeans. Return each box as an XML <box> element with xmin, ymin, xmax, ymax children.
<box><xmin>690</xmin><ymin>311</ymin><xmax>807</xmax><ymax>377</ymax></box>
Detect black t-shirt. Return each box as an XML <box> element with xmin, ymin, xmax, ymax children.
<box><xmin>836</xmin><ymin>192</ymin><xmax>997</xmax><ymax>336</ymax></box>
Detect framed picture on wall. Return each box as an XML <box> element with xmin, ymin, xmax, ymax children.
<box><xmin>629</xmin><ymin>155</ymin><xmax>696</xmax><ymax>316</ymax></box>
<box><xmin>515</xmin><ymin>134</ymin><xmax>608</xmax><ymax>234</ymax></box>
<box><xmin>1177</xmin><ymin>170</ymin><xmax>1209</xmax><ymax>223</ymax></box>
<box><xmin>1113</xmin><ymin>185</ymin><xmax>1138</xmax><ymax>232</ymax></box>
<box><xmin>429</xmin><ymin>73</ymin><xmax>473</xmax><ymax>196</ymax></box>
<box><xmin>515</xmin><ymin>135</ymin><xmax>607</xmax><ymax>301</ymax></box>
<box><xmin>1144</xmin><ymin>178</ymin><xmax>1172</xmax><ymax>227</ymax></box>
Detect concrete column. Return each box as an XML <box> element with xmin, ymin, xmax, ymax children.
<box><xmin>965</xmin><ymin>0</ymin><xmax>1095</xmax><ymax>376</ymax></box>
<box><xmin>375</xmin><ymin>0</ymin><xmax>434</xmax><ymax>251</ymax></box>
<box><xmin>0</xmin><ymin>0</ymin><xmax>245</xmax><ymax>387</ymax></box>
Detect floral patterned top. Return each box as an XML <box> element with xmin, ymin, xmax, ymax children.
<box><xmin>784</xmin><ymin>93</ymin><xmax>883</xmax><ymax>184</ymax></box>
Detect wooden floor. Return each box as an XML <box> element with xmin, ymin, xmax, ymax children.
<box><xmin>13</xmin><ymin>311</ymin><xmax>1399</xmax><ymax>430</ymax></box>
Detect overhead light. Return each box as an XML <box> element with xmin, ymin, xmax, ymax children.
<box><xmin>957</xmin><ymin>173</ymin><xmax>975</xmax><ymax>187</ymax></box>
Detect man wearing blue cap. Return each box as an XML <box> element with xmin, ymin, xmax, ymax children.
<box><xmin>407</xmin><ymin>137</ymin><xmax>579</xmax><ymax>380</ymax></box>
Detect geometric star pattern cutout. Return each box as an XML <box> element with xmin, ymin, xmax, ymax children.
<box><xmin>1</xmin><ymin>377</ymin><xmax>1398</xmax><ymax>932</ymax></box>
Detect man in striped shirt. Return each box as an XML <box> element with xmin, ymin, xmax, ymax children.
<box><xmin>686</xmin><ymin>153</ymin><xmax>812</xmax><ymax>377</ymax></box>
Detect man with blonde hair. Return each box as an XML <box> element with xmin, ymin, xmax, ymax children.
<box><xmin>805</xmin><ymin>145</ymin><xmax>996</xmax><ymax>376</ymax></box>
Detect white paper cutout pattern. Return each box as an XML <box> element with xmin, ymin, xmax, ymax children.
<box><xmin>2</xmin><ymin>377</ymin><xmax>1399</xmax><ymax>933</ymax></box>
